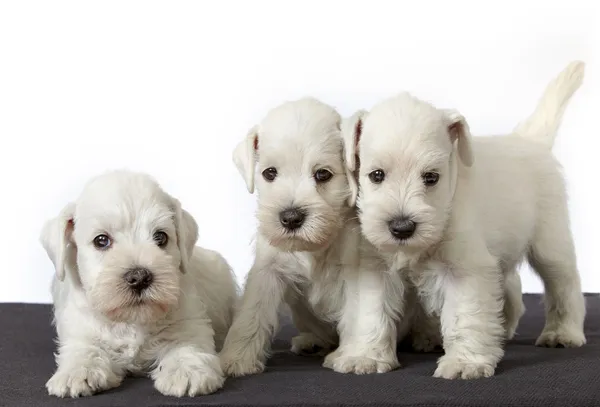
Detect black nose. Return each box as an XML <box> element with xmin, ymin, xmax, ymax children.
<box><xmin>123</xmin><ymin>268</ymin><xmax>153</xmax><ymax>292</ymax></box>
<box><xmin>279</xmin><ymin>208</ymin><xmax>306</xmax><ymax>230</ymax></box>
<box><xmin>388</xmin><ymin>217</ymin><xmax>416</xmax><ymax>240</ymax></box>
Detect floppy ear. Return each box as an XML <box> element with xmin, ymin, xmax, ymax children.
<box><xmin>232</xmin><ymin>125</ymin><xmax>259</xmax><ymax>194</ymax></box>
<box><xmin>444</xmin><ymin>109</ymin><xmax>474</xmax><ymax>167</ymax></box>
<box><xmin>172</xmin><ymin>198</ymin><xmax>199</xmax><ymax>274</ymax></box>
<box><xmin>341</xmin><ymin>110</ymin><xmax>368</xmax><ymax>206</ymax></box>
<box><xmin>39</xmin><ymin>203</ymin><xmax>76</xmax><ymax>282</ymax></box>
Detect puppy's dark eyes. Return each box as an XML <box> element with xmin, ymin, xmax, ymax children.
<box><xmin>153</xmin><ymin>231</ymin><xmax>168</xmax><ymax>248</ymax></box>
<box><xmin>314</xmin><ymin>169</ymin><xmax>333</xmax><ymax>183</ymax></box>
<box><xmin>368</xmin><ymin>169</ymin><xmax>385</xmax><ymax>184</ymax></box>
<box><xmin>423</xmin><ymin>172</ymin><xmax>440</xmax><ymax>186</ymax></box>
<box><xmin>262</xmin><ymin>167</ymin><xmax>277</xmax><ymax>182</ymax></box>
<box><xmin>93</xmin><ymin>234</ymin><xmax>112</xmax><ymax>250</ymax></box>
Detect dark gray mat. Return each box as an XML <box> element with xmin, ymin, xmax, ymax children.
<box><xmin>1</xmin><ymin>294</ymin><xmax>599</xmax><ymax>407</ymax></box>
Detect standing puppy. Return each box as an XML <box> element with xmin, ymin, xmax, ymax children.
<box><xmin>41</xmin><ymin>170</ymin><xmax>237</xmax><ymax>397</ymax></box>
<box><xmin>220</xmin><ymin>98</ymin><xmax>411</xmax><ymax>376</ymax></box>
<box><xmin>339</xmin><ymin>61</ymin><xmax>587</xmax><ymax>379</ymax></box>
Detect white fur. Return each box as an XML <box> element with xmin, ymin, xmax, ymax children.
<box><xmin>322</xmin><ymin>241</ymin><xmax>414</xmax><ymax>374</ymax></box>
<box><xmin>341</xmin><ymin>61</ymin><xmax>587</xmax><ymax>379</ymax></box>
<box><xmin>222</xmin><ymin>98</ymin><xmax>413</xmax><ymax>376</ymax></box>
<box><xmin>40</xmin><ymin>170</ymin><xmax>238</xmax><ymax>397</ymax></box>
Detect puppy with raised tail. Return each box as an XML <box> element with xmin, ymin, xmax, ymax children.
<box><xmin>219</xmin><ymin>98</ymin><xmax>413</xmax><ymax>376</ymax></box>
<box><xmin>41</xmin><ymin>170</ymin><xmax>237</xmax><ymax>397</ymax></box>
<box><xmin>338</xmin><ymin>61</ymin><xmax>587</xmax><ymax>379</ymax></box>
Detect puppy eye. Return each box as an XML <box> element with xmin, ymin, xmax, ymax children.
<box><xmin>314</xmin><ymin>169</ymin><xmax>333</xmax><ymax>183</ymax></box>
<box><xmin>262</xmin><ymin>167</ymin><xmax>277</xmax><ymax>182</ymax></box>
<box><xmin>153</xmin><ymin>231</ymin><xmax>168</xmax><ymax>248</ymax></box>
<box><xmin>422</xmin><ymin>172</ymin><xmax>440</xmax><ymax>186</ymax></box>
<box><xmin>368</xmin><ymin>169</ymin><xmax>385</xmax><ymax>184</ymax></box>
<box><xmin>93</xmin><ymin>234</ymin><xmax>112</xmax><ymax>250</ymax></box>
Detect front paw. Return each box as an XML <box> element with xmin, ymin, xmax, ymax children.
<box><xmin>46</xmin><ymin>366</ymin><xmax>121</xmax><ymax>398</ymax></box>
<box><xmin>535</xmin><ymin>327</ymin><xmax>586</xmax><ymax>348</ymax></box>
<box><xmin>154</xmin><ymin>354</ymin><xmax>224</xmax><ymax>397</ymax></box>
<box><xmin>433</xmin><ymin>355</ymin><xmax>495</xmax><ymax>380</ymax></box>
<box><xmin>291</xmin><ymin>333</ymin><xmax>332</xmax><ymax>356</ymax></box>
<box><xmin>323</xmin><ymin>349</ymin><xmax>400</xmax><ymax>374</ymax></box>
<box><xmin>220</xmin><ymin>350</ymin><xmax>265</xmax><ymax>377</ymax></box>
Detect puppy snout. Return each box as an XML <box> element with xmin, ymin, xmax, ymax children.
<box><xmin>388</xmin><ymin>217</ymin><xmax>416</xmax><ymax>240</ymax></box>
<box><xmin>123</xmin><ymin>268</ymin><xmax>153</xmax><ymax>293</ymax></box>
<box><xmin>279</xmin><ymin>208</ymin><xmax>306</xmax><ymax>231</ymax></box>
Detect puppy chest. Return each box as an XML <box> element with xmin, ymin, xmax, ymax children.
<box><xmin>292</xmin><ymin>254</ymin><xmax>345</xmax><ymax>322</ymax></box>
<box><xmin>405</xmin><ymin>260</ymin><xmax>449</xmax><ymax>316</ymax></box>
<box><xmin>305</xmin><ymin>279</ymin><xmax>344</xmax><ymax>322</ymax></box>
<box><xmin>100</xmin><ymin>328</ymin><xmax>153</xmax><ymax>372</ymax></box>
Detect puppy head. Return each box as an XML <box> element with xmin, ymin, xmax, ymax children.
<box><xmin>233</xmin><ymin>98</ymin><xmax>353</xmax><ymax>252</ymax></box>
<box><xmin>342</xmin><ymin>92</ymin><xmax>473</xmax><ymax>254</ymax></box>
<box><xmin>40</xmin><ymin>170</ymin><xmax>198</xmax><ymax>324</ymax></box>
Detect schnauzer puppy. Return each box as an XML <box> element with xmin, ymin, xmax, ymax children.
<box><xmin>340</xmin><ymin>61</ymin><xmax>587</xmax><ymax>379</ymax></box>
<box><xmin>220</xmin><ymin>98</ymin><xmax>414</xmax><ymax>376</ymax></box>
<box><xmin>41</xmin><ymin>170</ymin><xmax>237</xmax><ymax>397</ymax></box>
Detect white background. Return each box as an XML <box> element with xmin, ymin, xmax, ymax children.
<box><xmin>0</xmin><ymin>1</ymin><xmax>598</xmax><ymax>303</ymax></box>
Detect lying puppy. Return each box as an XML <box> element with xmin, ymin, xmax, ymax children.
<box><xmin>338</xmin><ymin>61</ymin><xmax>586</xmax><ymax>379</ymax></box>
<box><xmin>40</xmin><ymin>170</ymin><xmax>237</xmax><ymax>397</ymax></box>
<box><xmin>220</xmin><ymin>98</ymin><xmax>414</xmax><ymax>376</ymax></box>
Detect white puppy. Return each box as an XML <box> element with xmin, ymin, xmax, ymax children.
<box><xmin>40</xmin><ymin>170</ymin><xmax>237</xmax><ymax>397</ymax></box>
<box><xmin>339</xmin><ymin>61</ymin><xmax>587</xmax><ymax>379</ymax></box>
<box><xmin>219</xmin><ymin>98</ymin><xmax>414</xmax><ymax>376</ymax></box>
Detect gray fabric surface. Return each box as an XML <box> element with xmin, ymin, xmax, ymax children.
<box><xmin>0</xmin><ymin>294</ymin><xmax>599</xmax><ymax>407</ymax></box>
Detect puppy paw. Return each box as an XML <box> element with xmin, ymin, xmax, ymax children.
<box><xmin>535</xmin><ymin>327</ymin><xmax>586</xmax><ymax>348</ymax></box>
<box><xmin>433</xmin><ymin>355</ymin><xmax>495</xmax><ymax>380</ymax></box>
<box><xmin>323</xmin><ymin>350</ymin><xmax>400</xmax><ymax>374</ymax></box>
<box><xmin>46</xmin><ymin>366</ymin><xmax>121</xmax><ymax>398</ymax></box>
<box><xmin>154</xmin><ymin>354</ymin><xmax>224</xmax><ymax>397</ymax></box>
<box><xmin>322</xmin><ymin>348</ymin><xmax>342</xmax><ymax>369</ymax></box>
<box><xmin>411</xmin><ymin>332</ymin><xmax>443</xmax><ymax>353</ymax></box>
<box><xmin>220</xmin><ymin>351</ymin><xmax>265</xmax><ymax>377</ymax></box>
<box><xmin>291</xmin><ymin>333</ymin><xmax>332</xmax><ymax>356</ymax></box>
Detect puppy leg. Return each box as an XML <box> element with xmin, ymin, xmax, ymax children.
<box><xmin>324</xmin><ymin>269</ymin><xmax>401</xmax><ymax>374</ymax></box>
<box><xmin>503</xmin><ymin>268</ymin><xmax>525</xmax><ymax>340</ymax></box>
<box><xmin>152</xmin><ymin>318</ymin><xmax>224</xmax><ymax>397</ymax></box>
<box><xmin>288</xmin><ymin>293</ymin><xmax>338</xmax><ymax>356</ymax></box>
<box><xmin>46</xmin><ymin>341</ymin><xmax>122</xmax><ymax>398</ymax></box>
<box><xmin>219</xmin><ymin>266</ymin><xmax>285</xmax><ymax>377</ymax></box>
<box><xmin>434</xmin><ymin>259</ymin><xmax>505</xmax><ymax>380</ymax></box>
<box><xmin>528</xmin><ymin>208</ymin><xmax>586</xmax><ymax>347</ymax></box>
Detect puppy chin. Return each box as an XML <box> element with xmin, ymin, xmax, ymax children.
<box><xmin>259</xmin><ymin>225</ymin><xmax>339</xmax><ymax>252</ymax></box>
<box><xmin>258</xmin><ymin>204</ymin><xmax>343</xmax><ymax>252</ymax></box>
<box><xmin>361</xmin><ymin>218</ymin><xmax>443</xmax><ymax>255</ymax></box>
<box><xmin>267</xmin><ymin>234</ymin><xmax>330</xmax><ymax>252</ymax></box>
<box><xmin>88</xmin><ymin>263</ymin><xmax>181</xmax><ymax>324</ymax></box>
<box><xmin>103</xmin><ymin>303</ymin><xmax>172</xmax><ymax>325</ymax></box>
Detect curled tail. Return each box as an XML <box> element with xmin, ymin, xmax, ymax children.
<box><xmin>513</xmin><ymin>60</ymin><xmax>585</xmax><ymax>149</ymax></box>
